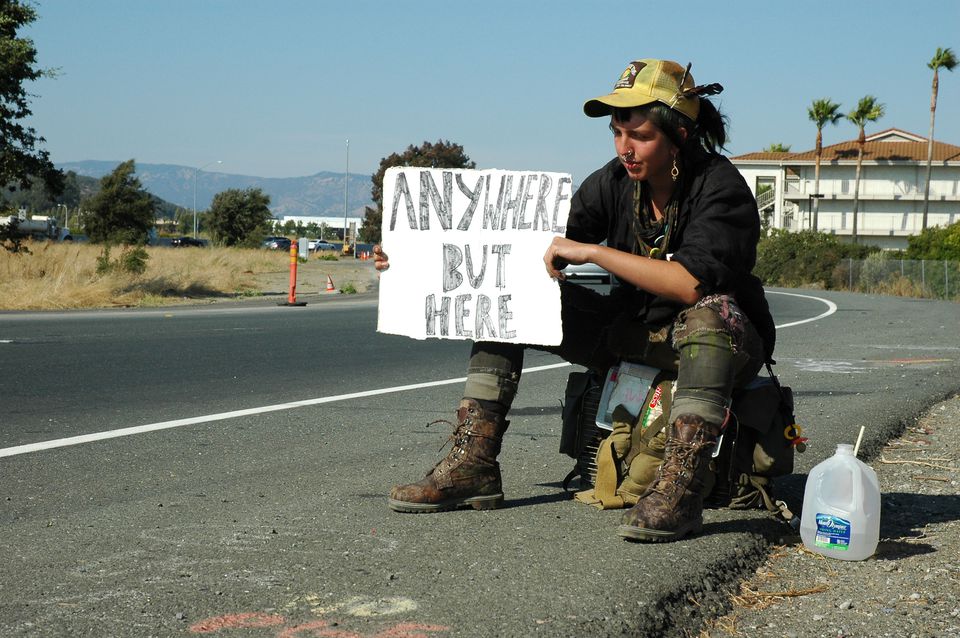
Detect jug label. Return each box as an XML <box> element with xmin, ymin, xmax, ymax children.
<box><xmin>814</xmin><ymin>513</ymin><xmax>851</xmax><ymax>550</ymax></box>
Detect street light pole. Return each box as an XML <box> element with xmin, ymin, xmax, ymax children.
<box><xmin>193</xmin><ymin>160</ymin><xmax>222</xmax><ymax>239</ymax></box>
<box><xmin>343</xmin><ymin>139</ymin><xmax>349</xmax><ymax>255</ymax></box>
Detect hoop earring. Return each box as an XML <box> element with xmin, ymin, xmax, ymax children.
<box><xmin>671</xmin><ymin>158</ymin><xmax>680</xmax><ymax>182</ymax></box>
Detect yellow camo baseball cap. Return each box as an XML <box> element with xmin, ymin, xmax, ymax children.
<box><xmin>583</xmin><ymin>59</ymin><xmax>700</xmax><ymax>121</ymax></box>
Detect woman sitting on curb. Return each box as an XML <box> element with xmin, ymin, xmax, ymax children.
<box><xmin>373</xmin><ymin>57</ymin><xmax>776</xmax><ymax>542</ymax></box>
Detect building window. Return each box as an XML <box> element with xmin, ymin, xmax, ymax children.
<box><xmin>755</xmin><ymin>176</ymin><xmax>775</xmax><ymax>196</ymax></box>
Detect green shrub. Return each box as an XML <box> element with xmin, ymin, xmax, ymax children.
<box><xmin>95</xmin><ymin>246</ymin><xmax>113</xmax><ymax>275</ymax></box>
<box><xmin>119</xmin><ymin>246</ymin><xmax>149</xmax><ymax>275</ymax></box>
<box><xmin>340</xmin><ymin>282</ymin><xmax>357</xmax><ymax>294</ymax></box>
<box><xmin>858</xmin><ymin>251</ymin><xmax>895</xmax><ymax>290</ymax></box>
<box><xmin>905</xmin><ymin>221</ymin><xmax>960</xmax><ymax>260</ymax></box>
<box><xmin>755</xmin><ymin>230</ymin><xmax>878</xmax><ymax>288</ymax></box>
<box><xmin>96</xmin><ymin>245</ymin><xmax>150</xmax><ymax>276</ymax></box>
<box><xmin>1</xmin><ymin>218</ymin><xmax>30</xmax><ymax>254</ymax></box>
<box><xmin>756</xmin><ymin>230</ymin><xmax>842</xmax><ymax>287</ymax></box>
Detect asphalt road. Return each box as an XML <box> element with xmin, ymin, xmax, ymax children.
<box><xmin>1</xmin><ymin>288</ymin><xmax>957</xmax><ymax>637</ymax></box>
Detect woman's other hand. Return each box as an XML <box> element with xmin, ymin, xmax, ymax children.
<box><xmin>543</xmin><ymin>237</ymin><xmax>596</xmax><ymax>280</ymax></box>
<box><xmin>373</xmin><ymin>244</ymin><xmax>389</xmax><ymax>274</ymax></box>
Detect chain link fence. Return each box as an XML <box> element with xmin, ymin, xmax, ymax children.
<box><xmin>833</xmin><ymin>257</ymin><xmax>960</xmax><ymax>300</ymax></box>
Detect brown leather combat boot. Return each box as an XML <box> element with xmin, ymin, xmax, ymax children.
<box><xmin>618</xmin><ymin>414</ymin><xmax>721</xmax><ymax>542</ymax></box>
<box><xmin>388</xmin><ymin>399</ymin><xmax>509</xmax><ymax>513</ymax></box>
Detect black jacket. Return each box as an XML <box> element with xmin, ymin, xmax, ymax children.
<box><xmin>565</xmin><ymin>153</ymin><xmax>776</xmax><ymax>360</ymax></box>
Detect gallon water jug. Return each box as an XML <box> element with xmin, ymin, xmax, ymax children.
<box><xmin>800</xmin><ymin>443</ymin><xmax>881</xmax><ymax>561</ymax></box>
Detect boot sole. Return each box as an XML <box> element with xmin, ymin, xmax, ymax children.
<box><xmin>387</xmin><ymin>494</ymin><xmax>504</xmax><ymax>513</ymax></box>
<box><xmin>617</xmin><ymin>519</ymin><xmax>703</xmax><ymax>542</ymax></box>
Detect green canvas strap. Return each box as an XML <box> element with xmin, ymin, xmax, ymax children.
<box><xmin>731</xmin><ymin>473</ymin><xmax>800</xmax><ymax>529</ymax></box>
<box><xmin>574</xmin><ymin>436</ymin><xmax>626</xmax><ymax>509</ymax></box>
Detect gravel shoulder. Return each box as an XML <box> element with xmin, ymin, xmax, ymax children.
<box><xmin>177</xmin><ymin>256</ymin><xmax>380</xmax><ymax>307</ymax></box>
<box><xmin>699</xmin><ymin>395</ymin><xmax>960</xmax><ymax>638</ymax></box>
<box><xmin>251</xmin><ymin>256</ymin><xmax>380</xmax><ymax>297</ymax></box>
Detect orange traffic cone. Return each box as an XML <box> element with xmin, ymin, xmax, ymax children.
<box><xmin>324</xmin><ymin>275</ymin><xmax>337</xmax><ymax>293</ymax></box>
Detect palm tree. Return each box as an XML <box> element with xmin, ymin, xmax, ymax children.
<box><xmin>846</xmin><ymin>96</ymin><xmax>885</xmax><ymax>244</ymax></box>
<box><xmin>922</xmin><ymin>47</ymin><xmax>957</xmax><ymax>231</ymax></box>
<box><xmin>763</xmin><ymin>143</ymin><xmax>792</xmax><ymax>153</ymax></box>
<box><xmin>807</xmin><ymin>99</ymin><xmax>843</xmax><ymax>231</ymax></box>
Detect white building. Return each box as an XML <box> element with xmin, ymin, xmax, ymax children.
<box><xmin>275</xmin><ymin>215</ymin><xmax>364</xmax><ymax>239</ymax></box>
<box><xmin>731</xmin><ymin>129</ymin><xmax>960</xmax><ymax>249</ymax></box>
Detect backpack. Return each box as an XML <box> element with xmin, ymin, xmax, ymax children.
<box><xmin>559</xmin><ymin>363</ymin><xmax>804</xmax><ymax>528</ymax></box>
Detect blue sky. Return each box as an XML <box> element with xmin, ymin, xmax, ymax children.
<box><xmin>24</xmin><ymin>0</ymin><xmax>960</xmax><ymax>184</ymax></box>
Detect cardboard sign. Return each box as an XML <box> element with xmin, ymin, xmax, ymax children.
<box><xmin>377</xmin><ymin>167</ymin><xmax>573</xmax><ymax>345</ymax></box>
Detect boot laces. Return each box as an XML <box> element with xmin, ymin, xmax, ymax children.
<box><xmin>427</xmin><ymin>410</ymin><xmax>495</xmax><ymax>458</ymax></box>
<box><xmin>426</xmin><ymin>417</ymin><xmax>469</xmax><ymax>455</ymax></box>
<box><xmin>650</xmin><ymin>437</ymin><xmax>710</xmax><ymax>499</ymax></box>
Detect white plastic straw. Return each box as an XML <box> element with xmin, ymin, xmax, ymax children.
<box><xmin>853</xmin><ymin>425</ymin><xmax>866</xmax><ymax>457</ymax></box>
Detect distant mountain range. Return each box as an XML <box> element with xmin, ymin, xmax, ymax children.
<box><xmin>58</xmin><ymin>161</ymin><xmax>373</xmax><ymax>218</ymax></box>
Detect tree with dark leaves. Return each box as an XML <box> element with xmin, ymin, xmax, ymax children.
<box><xmin>0</xmin><ymin>0</ymin><xmax>63</xmax><ymax>195</ymax></box>
<box><xmin>207</xmin><ymin>187</ymin><xmax>272</xmax><ymax>247</ymax></box>
<box><xmin>360</xmin><ymin>140</ymin><xmax>475</xmax><ymax>243</ymax></box>
<box><xmin>83</xmin><ymin>160</ymin><xmax>157</xmax><ymax>244</ymax></box>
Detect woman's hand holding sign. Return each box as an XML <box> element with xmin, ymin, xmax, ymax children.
<box><xmin>373</xmin><ymin>244</ymin><xmax>389</xmax><ymax>274</ymax></box>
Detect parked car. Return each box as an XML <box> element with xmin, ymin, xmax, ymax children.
<box><xmin>309</xmin><ymin>239</ymin><xmax>338</xmax><ymax>252</ymax></box>
<box><xmin>170</xmin><ymin>236</ymin><xmax>207</xmax><ymax>247</ymax></box>
<box><xmin>563</xmin><ymin>262</ymin><xmax>613</xmax><ymax>294</ymax></box>
<box><xmin>262</xmin><ymin>236</ymin><xmax>292</xmax><ymax>250</ymax></box>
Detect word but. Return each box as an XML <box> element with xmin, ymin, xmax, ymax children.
<box><xmin>426</xmin><ymin>242</ymin><xmax>514</xmax><ymax>339</ymax></box>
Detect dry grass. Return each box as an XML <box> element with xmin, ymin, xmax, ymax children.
<box><xmin>694</xmin><ymin>545</ymin><xmax>835</xmax><ymax>637</ymax></box>
<box><xmin>866</xmin><ymin>276</ymin><xmax>931</xmax><ymax>299</ymax></box>
<box><xmin>0</xmin><ymin>242</ymin><xmax>289</xmax><ymax>310</ymax></box>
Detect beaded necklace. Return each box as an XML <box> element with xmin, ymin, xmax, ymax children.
<box><xmin>631</xmin><ymin>180</ymin><xmax>678</xmax><ymax>260</ymax></box>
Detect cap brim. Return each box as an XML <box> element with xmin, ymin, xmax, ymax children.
<box><xmin>583</xmin><ymin>92</ymin><xmax>658</xmax><ymax>118</ymax></box>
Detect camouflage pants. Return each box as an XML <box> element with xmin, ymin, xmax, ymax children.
<box><xmin>464</xmin><ymin>283</ymin><xmax>764</xmax><ymax>426</ymax></box>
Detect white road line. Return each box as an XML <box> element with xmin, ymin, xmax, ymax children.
<box><xmin>765</xmin><ymin>290</ymin><xmax>838</xmax><ymax>328</ymax></box>
<box><xmin>0</xmin><ymin>363</ymin><xmax>570</xmax><ymax>458</ymax></box>
<box><xmin>1</xmin><ymin>292</ymin><xmax>836</xmax><ymax>459</ymax></box>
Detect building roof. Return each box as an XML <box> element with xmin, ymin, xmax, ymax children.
<box><xmin>731</xmin><ymin>128</ymin><xmax>960</xmax><ymax>163</ymax></box>
<box><xmin>731</xmin><ymin>151</ymin><xmax>794</xmax><ymax>161</ymax></box>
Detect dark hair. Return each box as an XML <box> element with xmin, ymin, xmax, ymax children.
<box><xmin>612</xmin><ymin>98</ymin><xmax>728</xmax><ymax>155</ymax></box>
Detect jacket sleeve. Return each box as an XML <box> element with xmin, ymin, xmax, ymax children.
<box><xmin>564</xmin><ymin>160</ymin><xmax>620</xmax><ymax>244</ymax></box>
<box><xmin>669</xmin><ymin>158</ymin><xmax>760</xmax><ymax>296</ymax></box>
